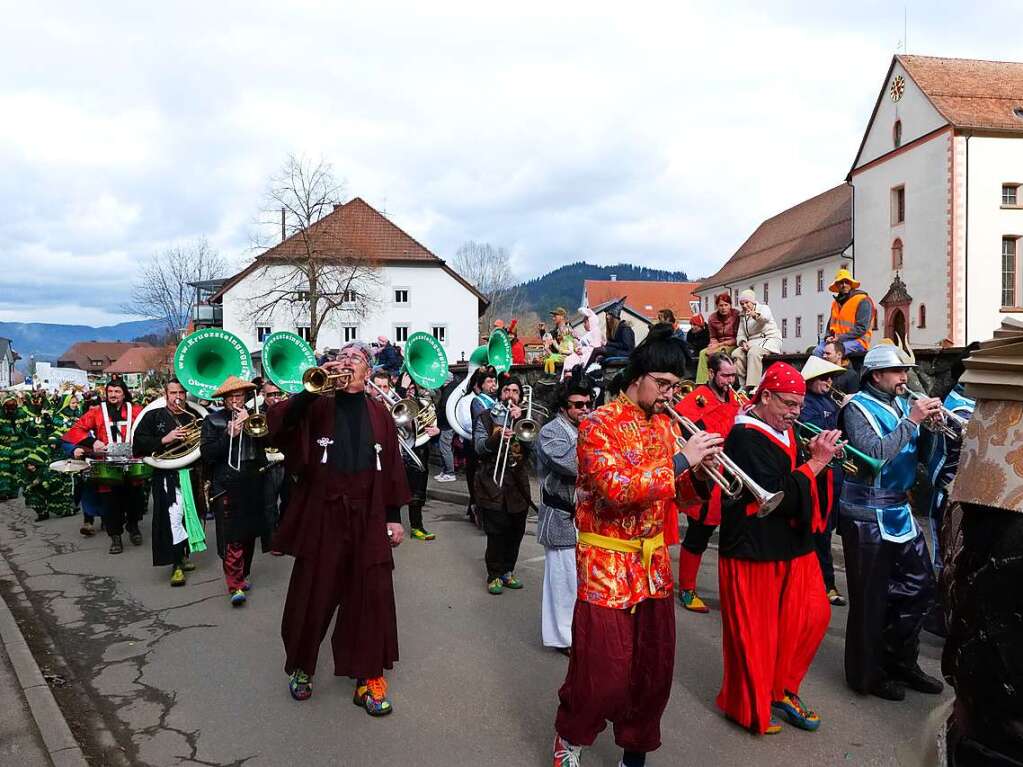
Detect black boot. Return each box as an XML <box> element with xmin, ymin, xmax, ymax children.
<box><xmin>891</xmin><ymin>664</ymin><xmax>944</xmax><ymax>694</ymax></box>
<box><xmin>128</xmin><ymin>527</ymin><xmax>143</xmax><ymax>546</ymax></box>
<box><xmin>869</xmin><ymin>677</ymin><xmax>906</xmax><ymax>701</ymax></box>
<box><xmin>109</xmin><ymin>535</ymin><xmax>124</xmax><ymax>555</ymax></box>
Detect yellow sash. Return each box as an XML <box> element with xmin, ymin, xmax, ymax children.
<box><xmin>578</xmin><ymin>531</ymin><xmax>665</xmax><ymax>596</ymax></box>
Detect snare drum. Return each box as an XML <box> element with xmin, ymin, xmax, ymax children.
<box><xmin>87</xmin><ymin>459</ymin><xmax>154</xmax><ymax>485</ymax></box>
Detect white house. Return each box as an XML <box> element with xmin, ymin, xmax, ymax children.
<box><xmin>850</xmin><ymin>54</ymin><xmax>1023</xmax><ymax>346</ymax></box>
<box><xmin>697</xmin><ymin>54</ymin><xmax>1023</xmax><ymax>351</ymax></box>
<box><xmin>211</xmin><ymin>198</ymin><xmax>487</xmax><ymax>367</ymax></box>
<box><xmin>695</xmin><ymin>184</ymin><xmax>853</xmax><ymax>353</ymax></box>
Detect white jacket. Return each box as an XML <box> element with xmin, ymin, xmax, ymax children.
<box><xmin>736</xmin><ymin>303</ymin><xmax>782</xmax><ymax>348</ymax></box>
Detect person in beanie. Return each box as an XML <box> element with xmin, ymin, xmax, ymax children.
<box><xmin>716</xmin><ymin>362</ymin><xmax>840</xmax><ymax>735</ymax></box>
<box><xmin>474</xmin><ymin>373</ymin><xmax>533</xmax><ymax>593</ymax></box>
<box><xmin>552</xmin><ymin>324</ymin><xmax>723</xmax><ymax>767</ymax></box>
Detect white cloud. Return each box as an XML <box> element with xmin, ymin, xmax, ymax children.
<box><xmin>0</xmin><ymin>0</ymin><xmax>1019</xmax><ymax>321</ymax></box>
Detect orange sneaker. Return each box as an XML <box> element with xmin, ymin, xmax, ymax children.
<box><xmin>353</xmin><ymin>676</ymin><xmax>392</xmax><ymax>716</ymax></box>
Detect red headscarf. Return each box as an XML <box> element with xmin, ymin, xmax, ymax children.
<box><xmin>690</xmin><ymin>313</ymin><xmax>705</xmax><ymax>328</ymax></box>
<box><xmin>753</xmin><ymin>362</ymin><xmax>806</xmax><ymax>403</ymax></box>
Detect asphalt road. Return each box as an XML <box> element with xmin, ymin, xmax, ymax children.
<box><xmin>0</xmin><ymin>493</ymin><xmax>949</xmax><ymax>767</ymax></box>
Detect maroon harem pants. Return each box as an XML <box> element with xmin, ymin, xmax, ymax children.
<box><xmin>716</xmin><ymin>552</ymin><xmax>830</xmax><ymax>734</ymax></box>
<box><xmin>555</xmin><ymin>596</ymin><xmax>675</xmax><ymax>753</ymax></box>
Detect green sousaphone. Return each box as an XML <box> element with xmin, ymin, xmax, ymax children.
<box><xmin>261</xmin><ymin>331</ymin><xmax>318</xmax><ymax>394</ymax></box>
<box><xmin>174</xmin><ymin>328</ymin><xmax>254</xmax><ymax>400</ymax></box>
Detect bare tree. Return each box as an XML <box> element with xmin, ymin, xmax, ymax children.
<box><xmin>124</xmin><ymin>238</ymin><xmax>227</xmax><ymax>337</ymax></box>
<box><xmin>246</xmin><ymin>155</ymin><xmax>382</xmax><ymax>349</ymax></box>
<box><xmin>452</xmin><ymin>241</ymin><xmax>523</xmax><ymax>332</ymax></box>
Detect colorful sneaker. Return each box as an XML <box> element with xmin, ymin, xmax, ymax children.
<box><xmin>827</xmin><ymin>589</ymin><xmax>846</xmax><ymax>606</ymax></box>
<box><xmin>169</xmin><ymin>567</ymin><xmax>186</xmax><ymax>587</ymax></box>
<box><xmin>353</xmin><ymin>676</ymin><xmax>392</xmax><ymax>716</ymax></box>
<box><xmin>679</xmin><ymin>589</ymin><xmax>710</xmax><ymax>613</ymax></box>
<box><xmin>230</xmin><ymin>589</ymin><xmax>247</xmax><ymax>607</ymax></box>
<box><xmin>764</xmin><ymin>716</ymin><xmax>783</xmax><ymax>735</ymax></box>
<box><xmin>181</xmin><ymin>558</ymin><xmax>197</xmax><ymax>572</ymax></box>
<box><xmin>553</xmin><ymin>733</ymin><xmax>582</xmax><ymax>766</ymax></box>
<box><xmin>242</xmin><ymin>581</ymin><xmax>252</xmax><ymax>592</ymax></box>
<box><xmin>488</xmin><ymin>578</ymin><xmax>504</xmax><ymax>595</ymax></box>
<box><xmin>501</xmin><ymin>573</ymin><xmax>523</xmax><ymax>589</ymax></box>
<box><xmin>772</xmin><ymin>692</ymin><xmax>821</xmax><ymax>731</ymax></box>
<box><xmin>288</xmin><ymin>669</ymin><xmax>312</xmax><ymax>701</ymax></box>
<box><xmin>411</xmin><ymin>528</ymin><xmax>436</xmax><ymax>541</ymax></box>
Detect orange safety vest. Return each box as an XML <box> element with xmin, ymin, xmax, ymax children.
<box><xmin>828</xmin><ymin>292</ymin><xmax>874</xmax><ymax>347</ymax></box>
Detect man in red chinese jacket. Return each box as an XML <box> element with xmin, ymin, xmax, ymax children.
<box><xmin>64</xmin><ymin>380</ymin><xmax>145</xmax><ymax>555</ymax></box>
<box><xmin>266</xmin><ymin>340</ymin><xmax>411</xmax><ymax>717</ymax></box>
<box><xmin>669</xmin><ymin>351</ymin><xmax>740</xmax><ymax>613</ymax></box>
<box><xmin>716</xmin><ymin>362</ymin><xmax>840</xmax><ymax>735</ymax></box>
<box><xmin>553</xmin><ymin>324</ymin><xmax>723</xmax><ymax>767</ymax></box>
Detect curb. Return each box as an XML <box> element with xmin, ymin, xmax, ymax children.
<box><xmin>0</xmin><ymin>556</ymin><xmax>89</xmax><ymax>767</ymax></box>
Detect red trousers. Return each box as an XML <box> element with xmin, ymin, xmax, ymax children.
<box><xmin>281</xmin><ymin>549</ymin><xmax>398</xmax><ymax>680</ymax></box>
<box><xmin>555</xmin><ymin>596</ymin><xmax>675</xmax><ymax>753</ymax></box>
<box><xmin>223</xmin><ymin>539</ymin><xmax>256</xmax><ymax>592</ymax></box>
<box><xmin>716</xmin><ymin>552</ymin><xmax>830</xmax><ymax>734</ymax></box>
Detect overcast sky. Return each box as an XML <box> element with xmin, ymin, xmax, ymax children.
<box><xmin>1</xmin><ymin>1</ymin><xmax>1019</xmax><ymax>325</ymax></box>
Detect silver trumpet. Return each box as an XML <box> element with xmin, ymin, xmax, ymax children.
<box><xmin>366</xmin><ymin>379</ymin><xmax>424</xmax><ymax>470</ymax></box>
<box><xmin>904</xmin><ymin>388</ymin><xmax>968</xmax><ymax>440</ymax></box>
<box><xmin>664</xmin><ymin>401</ymin><xmax>785</xmax><ymax>517</ymax></box>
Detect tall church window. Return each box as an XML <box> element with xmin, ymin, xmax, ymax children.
<box><xmin>893</xmin><ymin>120</ymin><xmax>902</xmax><ymax>148</ymax></box>
<box><xmin>892</xmin><ymin>238</ymin><xmax>904</xmax><ymax>269</ymax></box>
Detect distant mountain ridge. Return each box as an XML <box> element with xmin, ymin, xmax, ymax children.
<box><xmin>512</xmin><ymin>262</ymin><xmax>690</xmax><ymax>317</ymax></box>
<box><xmin>0</xmin><ymin>319</ymin><xmax>165</xmax><ymax>368</ymax></box>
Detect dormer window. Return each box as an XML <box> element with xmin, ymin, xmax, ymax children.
<box><xmin>893</xmin><ymin>120</ymin><xmax>902</xmax><ymax>149</ymax></box>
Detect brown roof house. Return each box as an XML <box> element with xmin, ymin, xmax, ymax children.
<box><xmin>695</xmin><ymin>184</ymin><xmax>853</xmax><ymax>352</ymax></box>
<box><xmin>848</xmin><ymin>54</ymin><xmax>1023</xmax><ymax>348</ymax></box>
<box><xmin>57</xmin><ymin>342</ymin><xmax>144</xmax><ymax>374</ymax></box>
<box><xmin>211</xmin><ymin>197</ymin><xmax>489</xmax><ymax>367</ymax></box>
<box><xmin>104</xmin><ymin>345</ymin><xmax>174</xmax><ymax>388</ymax></box>
<box><xmin>583</xmin><ymin>280</ymin><xmax>701</xmax><ymax>324</ymax></box>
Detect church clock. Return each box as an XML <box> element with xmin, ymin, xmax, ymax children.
<box><xmin>889</xmin><ymin>74</ymin><xmax>906</xmax><ymax>102</ymax></box>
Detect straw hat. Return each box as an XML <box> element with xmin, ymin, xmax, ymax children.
<box><xmin>213</xmin><ymin>375</ymin><xmax>257</xmax><ymax>398</ymax></box>
<box><xmin>828</xmin><ymin>268</ymin><xmax>861</xmax><ymax>292</ymax></box>
<box><xmin>801</xmin><ymin>356</ymin><xmax>847</xmax><ymax>382</ymax></box>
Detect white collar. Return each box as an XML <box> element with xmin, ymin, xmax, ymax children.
<box><xmin>734</xmin><ymin>413</ymin><xmax>790</xmax><ymax>446</ymax></box>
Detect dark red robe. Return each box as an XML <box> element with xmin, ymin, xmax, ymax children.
<box><xmin>267</xmin><ymin>393</ymin><xmax>411</xmax><ymax>679</ymax></box>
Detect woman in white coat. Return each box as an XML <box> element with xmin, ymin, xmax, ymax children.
<box><xmin>731</xmin><ymin>289</ymin><xmax>782</xmax><ymax>388</ymax></box>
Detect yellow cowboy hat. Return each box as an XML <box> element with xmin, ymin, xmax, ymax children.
<box><xmin>828</xmin><ymin>268</ymin><xmax>860</xmax><ymax>293</ymax></box>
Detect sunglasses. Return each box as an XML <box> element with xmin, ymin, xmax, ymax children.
<box><xmin>566</xmin><ymin>400</ymin><xmax>592</xmax><ymax>410</ymax></box>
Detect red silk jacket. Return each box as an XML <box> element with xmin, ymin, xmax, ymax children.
<box><xmin>575</xmin><ymin>394</ymin><xmax>703</xmax><ymax>609</ymax></box>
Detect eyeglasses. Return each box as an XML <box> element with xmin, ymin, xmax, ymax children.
<box><xmin>646</xmin><ymin>375</ymin><xmax>682</xmax><ymax>394</ymax></box>
<box><xmin>772</xmin><ymin>394</ymin><xmax>803</xmax><ymax>411</ymax></box>
<box><xmin>335</xmin><ymin>353</ymin><xmax>367</xmax><ymax>364</ymax></box>
<box><xmin>264</xmin><ymin>392</ymin><xmax>287</xmax><ymax>400</ymax></box>
<box><xmin>566</xmin><ymin>400</ymin><xmax>591</xmax><ymax>410</ymax></box>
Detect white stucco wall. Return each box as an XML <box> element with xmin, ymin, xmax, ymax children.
<box><xmin>221</xmin><ymin>262</ymin><xmax>481</xmax><ymax>366</ymax></box>
<box><xmin>962</xmin><ymin>135</ymin><xmax>1023</xmax><ymax>342</ymax></box>
<box><xmin>852</xmin><ymin>128</ymin><xmax>951</xmax><ymax>346</ymax></box>
<box><xmin>855</xmin><ymin>60</ymin><xmax>947</xmax><ymax>170</ymax></box>
<box><xmin>696</xmin><ymin>252</ymin><xmax>848</xmax><ymax>353</ymax></box>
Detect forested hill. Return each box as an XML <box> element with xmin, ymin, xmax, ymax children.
<box><xmin>513</xmin><ymin>262</ymin><xmax>689</xmax><ymax>316</ymax></box>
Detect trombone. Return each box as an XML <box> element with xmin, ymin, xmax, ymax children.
<box><xmin>665</xmin><ymin>398</ymin><xmax>784</xmax><ymax>517</ymax></box>
<box><xmin>365</xmin><ymin>379</ymin><xmax>425</xmax><ymax>470</ymax></box>
<box><xmin>904</xmin><ymin>388</ymin><xmax>968</xmax><ymax>440</ymax></box>
<box><xmin>492</xmin><ymin>385</ymin><xmax>548</xmax><ymax>486</ymax></box>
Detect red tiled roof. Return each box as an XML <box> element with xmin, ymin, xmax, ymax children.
<box><xmin>583</xmin><ymin>280</ymin><xmax>700</xmax><ymax>321</ymax></box>
<box><xmin>696</xmin><ymin>184</ymin><xmax>852</xmax><ymax>291</ymax></box>
<box><xmin>58</xmin><ymin>342</ymin><xmax>145</xmax><ymax>371</ymax></box>
<box><xmin>900</xmin><ymin>55</ymin><xmax>1023</xmax><ymax>131</ymax></box>
<box><xmin>104</xmin><ymin>345</ymin><xmax>173</xmax><ymax>374</ymax></box>
<box><xmin>211</xmin><ymin>197</ymin><xmax>487</xmax><ymax>306</ymax></box>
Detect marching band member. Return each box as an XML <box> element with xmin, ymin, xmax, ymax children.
<box><xmin>474</xmin><ymin>374</ymin><xmax>532</xmax><ymax>594</ymax></box>
<box><xmin>553</xmin><ymin>324</ymin><xmax>722</xmax><ymax>767</ymax></box>
<box><xmin>399</xmin><ymin>378</ymin><xmax>440</xmax><ymax>541</ymax></box>
<box><xmin>200</xmin><ymin>376</ymin><xmax>269</xmax><ymax>606</ymax></box>
<box><xmin>838</xmin><ymin>345</ymin><xmax>944</xmax><ymax>701</ymax></box>
<box><xmin>716</xmin><ymin>362</ymin><xmax>839</xmax><ymax>735</ymax></box>
<box><xmin>799</xmin><ymin>355</ymin><xmax>850</xmax><ymax>606</ymax></box>
<box><xmin>672</xmin><ymin>352</ymin><xmax>740</xmax><ymax>613</ymax></box>
<box><xmin>64</xmin><ymin>380</ymin><xmax>145</xmax><ymax>555</ymax></box>
<box><xmin>536</xmin><ymin>373</ymin><xmax>592</xmax><ymax>651</ymax></box>
<box><xmin>259</xmin><ymin>379</ymin><xmax>289</xmax><ymax>553</ymax></box>
<box><xmin>0</xmin><ymin>398</ymin><xmax>21</xmax><ymax>501</ymax></box>
<box><xmin>465</xmin><ymin>365</ymin><xmax>498</xmax><ymax>525</ymax></box>
<box><xmin>133</xmin><ymin>379</ymin><xmax>206</xmax><ymax>587</ymax></box>
<box><xmin>266</xmin><ymin>341</ymin><xmax>410</xmax><ymax>716</ymax></box>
